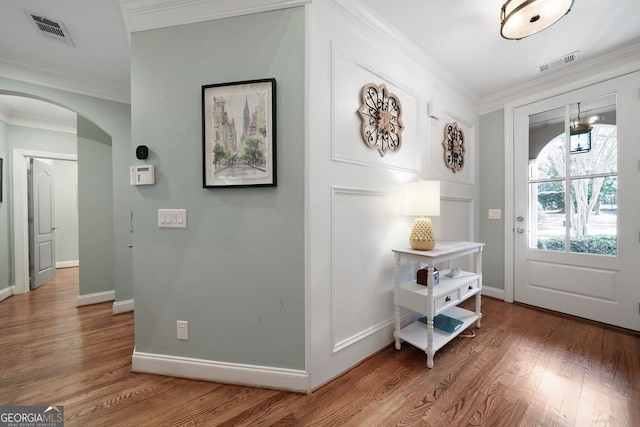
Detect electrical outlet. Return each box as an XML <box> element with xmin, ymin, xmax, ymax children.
<box><xmin>177</xmin><ymin>320</ymin><xmax>189</xmax><ymax>340</ymax></box>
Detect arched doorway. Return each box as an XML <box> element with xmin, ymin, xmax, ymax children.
<box><xmin>0</xmin><ymin>92</ymin><xmax>115</xmax><ymax>302</ymax></box>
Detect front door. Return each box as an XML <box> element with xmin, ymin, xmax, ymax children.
<box><xmin>30</xmin><ymin>158</ymin><xmax>56</xmax><ymax>289</ymax></box>
<box><xmin>514</xmin><ymin>72</ymin><xmax>640</xmax><ymax>331</ymax></box>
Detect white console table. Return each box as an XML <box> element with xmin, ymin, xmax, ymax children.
<box><xmin>392</xmin><ymin>241</ymin><xmax>484</xmax><ymax>368</ymax></box>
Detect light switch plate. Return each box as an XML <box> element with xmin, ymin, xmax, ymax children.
<box><xmin>158</xmin><ymin>209</ymin><xmax>187</xmax><ymax>228</ymax></box>
<box><xmin>488</xmin><ymin>209</ymin><xmax>502</xmax><ymax>220</ymax></box>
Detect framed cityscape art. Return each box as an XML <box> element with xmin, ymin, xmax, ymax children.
<box><xmin>202</xmin><ymin>78</ymin><xmax>277</xmax><ymax>188</ymax></box>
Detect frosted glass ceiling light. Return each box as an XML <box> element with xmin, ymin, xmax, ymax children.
<box><xmin>500</xmin><ymin>0</ymin><xmax>574</xmax><ymax>40</ymax></box>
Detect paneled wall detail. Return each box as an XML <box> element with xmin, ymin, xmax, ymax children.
<box><xmin>332</xmin><ymin>47</ymin><xmax>421</xmax><ymax>174</ymax></box>
<box><xmin>431</xmin><ymin>109</ymin><xmax>475</xmax><ymax>185</ymax></box>
<box><xmin>434</xmin><ymin>197</ymin><xmax>475</xmax><ymax>272</ymax></box>
<box><xmin>331</xmin><ymin>186</ymin><xmax>402</xmax><ymax>352</ymax></box>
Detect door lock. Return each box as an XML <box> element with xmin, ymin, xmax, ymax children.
<box><xmin>517</xmin><ymin>228</ymin><xmax>525</xmax><ymax>233</ymax></box>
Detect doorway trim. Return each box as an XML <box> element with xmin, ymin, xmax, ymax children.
<box><xmin>12</xmin><ymin>149</ymin><xmax>77</xmax><ymax>295</ymax></box>
<box><xmin>503</xmin><ymin>68</ymin><xmax>640</xmax><ymax>307</ymax></box>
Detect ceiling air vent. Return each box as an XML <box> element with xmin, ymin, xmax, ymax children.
<box><xmin>26</xmin><ymin>12</ymin><xmax>74</xmax><ymax>46</ymax></box>
<box><xmin>538</xmin><ymin>50</ymin><xmax>579</xmax><ymax>73</ymax></box>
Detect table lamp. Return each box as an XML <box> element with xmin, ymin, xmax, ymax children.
<box><xmin>403</xmin><ymin>180</ymin><xmax>440</xmax><ymax>251</ymax></box>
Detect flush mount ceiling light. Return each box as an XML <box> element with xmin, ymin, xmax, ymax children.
<box><xmin>500</xmin><ymin>0</ymin><xmax>574</xmax><ymax>40</ymax></box>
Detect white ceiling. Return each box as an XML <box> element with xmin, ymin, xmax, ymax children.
<box><xmin>0</xmin><ymin>0</ymin><xmax>639</xmax><ymax>127</ymax></box>
<box><xmin>367</xmin><ymin>0</ymin><xmax>640</xmax><ymax>100</ymax></box>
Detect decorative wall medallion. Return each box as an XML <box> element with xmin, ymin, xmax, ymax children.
<box><xmin>358</xmin><ymin>83</ymin><xmax>403</xmax><ymax>157</ymax></box>
<box><xmin>442</xmin><ymin>122</ymin><xmax>465</xmax><ymax>172</ymax></box>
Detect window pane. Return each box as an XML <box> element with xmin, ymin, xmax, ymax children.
<box><xmin>529</xmin><ymin>106</ymin><xmax>566</xmax><ymax>179</ymax></box>
<box><xmin>570</xmin><ymin>125</ymin><xmax>617</xmax><ymax>177</ymax></box>
<box><xmin>532</xmin><ymin>181</ymin><xmax>566</xmax><ymax>251</ymax></box>
<box><xmin>569</xmin><ymin>177</ymin><xmax>617</xmax><ymax>255</ymax></box>
<box><xmin>570</xmin><ymin>94</ymin><xmax>617</xmax><ymax>177</ymax></box>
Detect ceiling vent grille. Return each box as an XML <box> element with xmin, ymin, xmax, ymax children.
<box><xmin>26</xmin><ymin>12</ymin><xmax>74</xmax><ymax>46</ymax></box>
<box><xmin>539</xmin><ymin>50</ymin><xmax>579</xmax><ymax>73</ymax></box>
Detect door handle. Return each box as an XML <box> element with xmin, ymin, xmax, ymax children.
<box><xmin>517</xmin><ymin>228</ymin><xmax>525</xmax><ymax>233</ymax></box>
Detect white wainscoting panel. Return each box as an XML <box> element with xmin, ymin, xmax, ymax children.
<box><xmin>332</xmin><ymin>48</ymin><xmax>420</xmax><ymax>174</ymax></box>
<box><xmin>432</xmin><ymin>197</ymin><xmax>475</xmax><ymax>271</ymax></box>
<box><xmin>332</xmin><ymin>187</ymin><xmax>403</xmax><ymax>352</ymax></box>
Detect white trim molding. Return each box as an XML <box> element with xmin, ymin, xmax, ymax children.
<box><xmin>0</xmin><ymin>57</ymin><xmax>130</xmax><ymax>104</ymax></box>
<box><xmin>112</xmin><ymin>299</ymin><xmax>134</xmax><ymax>314</ymax></box>
<box><xmin>76</xmin><ymin>290</ymin><xmax>115</xmax><ymax>307</ymax></box>
<box><xmin>480</xmin><ymin>43</ymin><xmax>640</xmax><ymax>114</ymax></box>
<box><xmin>0</xmin><ymin>286</ymin><xmax>12</xmax><ymax>303</ymax></box>
<box><xmin>12</xmin><ymin>150</ymin><xmax>78</xmax><ymax>296</ymax></box>
<box><xmin>121</xmin><ymin>0</ymin><xmax>310</xmax><ymax>33</ymax></box>
<box><xmin>56</xmin><ymin>260</ymin><xmax>79</xmax><ymax>269</ymax></box>
<box><xmin>132</xmin><ymin>349</ymin><xmax>311</xmax><ymax>393</ymax></box>
<box><xmin>481</xmin><ymin>285</ymin><xmax>505</xmax><ymax>301</ymax></box>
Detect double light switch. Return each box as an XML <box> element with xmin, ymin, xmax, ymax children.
<box><xmin>158</xmin><ymin>209</ymin><xmax>187</xmax><ymax>228</ymax></box>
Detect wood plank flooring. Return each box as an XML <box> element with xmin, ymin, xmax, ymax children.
<box><xmin>1</xmin><ymin>267</ymin><xmax>639</xmax><ymax>426</ymax></box>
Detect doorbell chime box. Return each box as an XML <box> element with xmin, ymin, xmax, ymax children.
<box><xmin>130</xmin><ymin>165</ymin><xmax>155</xmax><ymax>185</ymax></box>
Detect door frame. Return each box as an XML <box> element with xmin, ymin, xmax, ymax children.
<box><xmin>11</xmin><ymin>149</ymin><xmax>76</xmax><ymax>295</ymax></box>
<box><xmin>503</xmin><ymin>68</ymin><xmax>640</xmax><ymax>304</ymax></box>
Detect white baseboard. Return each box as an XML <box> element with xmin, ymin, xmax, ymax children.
<box><xmin>76</xmin><ymin>290</ymin><xmax>115</xmax><ymax>307</ymax></box>
<box><xmin>132</xmin><ymin>349</ymin><xmax>311</xmax><ymax>393</ymax></box>
<box><xmin>56</xmin><ymin>260</ymin><xmax>79</xmax><ymax>268</ymax></box>
<box><xmin>0</xmin><ymin>286</ymin><xmax>12</xmax><ymax>303</ymax></box>
<box><xmin>112</xmin><ymin>299</ymin><xmax>134</xmax><ymax>314</ymax></box>
<box><xmin>482</xmin><ymin>285</ymin><xmax>505</xmax><ymax>300</ymax></box>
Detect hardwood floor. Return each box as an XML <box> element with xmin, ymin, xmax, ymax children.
<box><xmin>1</xmin><ymin>267</ymin><xmax>639</xmax><ymax>426</ymax></box>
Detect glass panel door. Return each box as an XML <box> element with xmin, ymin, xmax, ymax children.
<box><xmin>528</xmin><ymin>94</ymin><xmax>617</xmax><ymax>256</ymax></box>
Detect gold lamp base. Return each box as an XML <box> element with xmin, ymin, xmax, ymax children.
<box><xmin>409</xmin><ymin>217</ymin><xmax>436</xmax><ymax>251</ymax></box>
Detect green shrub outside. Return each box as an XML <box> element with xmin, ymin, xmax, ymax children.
<box><xmin>537</xmin><ymin>235</ymin><xmax>617</xmax><ymax>255</ymax></box>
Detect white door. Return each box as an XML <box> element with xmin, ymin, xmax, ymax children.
<box><xmin>514</xmin><ymin>72</ymin><xmax>640</xmax><ymax>331</ymax></box>
<box><xmin>31</xmin><ymin>158</ymin><xmax>56</xmax><ymax>289</ymax></box>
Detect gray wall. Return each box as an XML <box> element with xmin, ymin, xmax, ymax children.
<box><xmin>131</xmin><ymin>8</ymin><xmax>305</xmax><ymax>369</ymax></box>
<box><xmin>53</xmin><ymin>159</ymin><xmax>78</xmax><ymax>265</ymax></box>
<box><xmin>479</xmin><ymin>109</ymin><xmax>505</xmax><ymax>290</ymax></box>
<box><xmin>0</xmin><ymin>79</ymin><xmax>132</xmax><ymax>303</ymax></box>
<box><xmin>7</xmin><ymin>125</ymin><xmax>76</xmax><ymax>154</ymax></box>
<box><xmin>77</xmin><ymin>116</ymin><xmax>114</xmax><ymax>296</ymax></box>
<box><xmin>0</xmin><ymin>119</ymin><xmax>8</xmax><ymax>290</ymax></box>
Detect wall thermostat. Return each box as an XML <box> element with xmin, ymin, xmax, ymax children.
<box><xmin>136</xmin><ymin>145</ymin><xmax>149</xmax><ymax>160</ymax></box>
<box><xmin>130</xmin><ymin>165</ymin><xmax>155</xmax><ymax>185</ymax></box>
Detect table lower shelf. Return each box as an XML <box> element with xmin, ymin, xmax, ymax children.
<box><xmin>396</xmin><ymin>306</ymin><xmax>480</xmax><ymax>353</ymax></box>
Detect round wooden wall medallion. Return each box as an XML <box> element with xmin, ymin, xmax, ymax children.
<box><xmin>357</xmin><ymin>83</ymin><xmax>404</xmax><ymax>157</ymax></box>
<box><xmin>442</xmin><ymin>122</ymin><xmax>465</xmax><ymax>172</ymax></box>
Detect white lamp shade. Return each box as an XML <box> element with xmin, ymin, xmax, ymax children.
<box><xmin>403</xmin><ymin>180</ymin><xmax>440</xmax><ymax>217</ymax></box>
<box><xmin>501</xmin><ymin>0</ymin><xmax>574</xmax><ymax>40</ymax></box>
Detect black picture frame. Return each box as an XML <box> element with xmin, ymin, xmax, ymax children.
<box><xmin>202</xmin><ymin>78</ymin><xmax>277</xmax><ymax>188</ymax></box>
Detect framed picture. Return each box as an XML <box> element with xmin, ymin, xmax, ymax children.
<box><xmin>202</xmin><ymin>78</ymin><xmax>277</xmax><ymax>188</ymax></box>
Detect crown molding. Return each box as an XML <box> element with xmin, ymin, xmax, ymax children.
<box><xmin>479</xmin><ymin>42</ymin><xmax>640</xmax><ymax>114</ymax></box>
<box><xmin>0</xmin><ymin>58</ymin><xmax>130</xmax><ymax>104</ymax></box>
<box><xmin>120</xmin><ymin>0</ymin><xmax>310</xmax><ymax>33</ymax></box>
<box><xmin>3</xmin><ymin>114</ymin><xmax>77</xmax><ymax>134</ymax></box>
<box><xmin>330</xmin><ymin>0</ymin><xmax>478</xmax><ymax>107</ymax></box>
